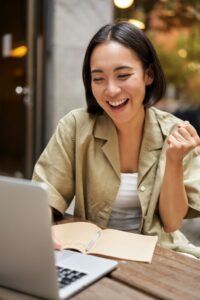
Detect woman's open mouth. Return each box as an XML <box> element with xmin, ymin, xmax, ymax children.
<box><xmin>107</xmin><ymin>98</ymin><xmax>129</xmax><ymax>109</ymax></box>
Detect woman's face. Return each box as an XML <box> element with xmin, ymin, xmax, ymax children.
<box><xmin>90</xmin><ymin>41</ymin><xmax>153</xmax><ymax>128</ymax></box>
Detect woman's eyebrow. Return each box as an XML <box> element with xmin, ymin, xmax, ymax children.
<box><xmin>91</xmin><ymin>65</ymin><xmax>133</xmax><ymax>74</ymax></box>
<box><xmin>114</xmin><ymin>66</ymin><xmax>133</xmax><ymax>71</ymax></box>
<box><xmin>91</xmin><ymin>69</ymin><xmax>103</xmax><ymax>74</ymax></box>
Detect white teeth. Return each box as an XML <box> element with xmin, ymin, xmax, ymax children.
<box><xmin>108</xmin><ymin>99</ymin><xmax>127</xmax><ymax>107</ymax></box>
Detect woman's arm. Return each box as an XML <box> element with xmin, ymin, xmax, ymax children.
<box><xmin>159</xmin><ymin>122</ymin><xmax>200</xmax><ymax>232</ymax></box>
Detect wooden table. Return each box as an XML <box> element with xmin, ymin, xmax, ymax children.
<box><xmin>71</xmin><ymin>246</ymin><xmax>200</xmax><ymax>300</ymax></box>
<box><xmin>1</xmin><ymin>216</ymin><xmax>200</xmax><ymax>300</ymax></box>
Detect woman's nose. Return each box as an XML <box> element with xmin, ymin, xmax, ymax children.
<box><xmin>105</xmin><ymin>81</ymin><xmax>121</xmax><ymax>97</ymax></box>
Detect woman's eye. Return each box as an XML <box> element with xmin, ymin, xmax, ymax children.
<box><xmin>118</xmin><ymin>74</ymin><xmax>131</xmax><ymax>80</ymax></box>
<box><xmin>92</xmin><ymin>77</ymin><xmax>104</xmax><ymax>83</ymax></box>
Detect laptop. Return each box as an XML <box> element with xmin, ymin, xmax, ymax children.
<box><xmin>0</xmin><ymin>176</ymin><xmax>118</xmax><ymax>300</ymax></box>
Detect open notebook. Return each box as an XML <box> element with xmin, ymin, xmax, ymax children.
<box><xmin>0</xmin><ymin>176</ymin><xmax>118</xmax><ymax>300</ymax></box>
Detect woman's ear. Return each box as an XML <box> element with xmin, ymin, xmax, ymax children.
<box><xmin>145</xmin><ymin>65</ymin><xmax>154</xmax><ymax>86</ymax></box>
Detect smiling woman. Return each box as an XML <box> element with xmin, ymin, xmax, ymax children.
<box><xmin>83</xmin><ymin>22</ymin><xmax>165</xmax><ymax>114</ymax></box>
<box><xmin>33</xmin><ymin>21</ymin><xmax>200</xmax><ymax>258</ymax></box>
<box><xmin>90</xmin><ymin>41</ymin><xmax>153</xmax><ymax>129</ymax></box>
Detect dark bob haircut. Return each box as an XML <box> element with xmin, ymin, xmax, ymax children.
<box><xmin>82</xmin><ymin>21</ymin><xmax>166</xmax><ymax>114</ymax></box>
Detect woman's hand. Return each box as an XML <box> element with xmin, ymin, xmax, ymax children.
<box><xmin>166</xmin><ymin>121</ymin><xmax>200</xmax><ymax>162</ymax></box>
<box><xmin>53</xmin><ymin>236</ymin><xmax>62</xmax><ymax>250</ymax></box>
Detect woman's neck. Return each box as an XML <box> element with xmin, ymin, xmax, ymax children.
<box><xmin>116</xmin><ymin>108</ymin><xmax>145</xmax><ymax>137</ymax></box>
<box><xmin>117</xmin><ymin>109</ymin><xmax>145</xmax><ymax>173</ymax></box>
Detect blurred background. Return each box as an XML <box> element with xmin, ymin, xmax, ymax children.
<box><xmin>0</xmin><ymin>0</ymin><xmax>200</xmax><ymax>179</ymax></box>
<box><xmin>0</xmin><ymin>0</ymin><xmax>199</xmax><ymax>245</ymax></box>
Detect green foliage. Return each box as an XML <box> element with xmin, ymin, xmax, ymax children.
<box><xmin>148</xmin><ymin>25</ymin><xmax>200</xmax><ymax>105</ymax></box>
<box><xmin>177</xmin><ymin>26</ymin><xmax>200</xmax><ymax>61</ymax></box>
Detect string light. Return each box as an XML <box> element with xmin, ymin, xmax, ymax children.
<box><xmin>10</xmin><ymin>45</ymin><xmax>28</xmax><ymax>58</ymax></box>
<box><xmin>114</xmin><ymin>0</ymin><xmax>134</xmax><ymax>9</ymax></box>
<box><xmin>128</xmin><ymin>19</ymin><xmax>145</xmax><ymax>29</ymax></box>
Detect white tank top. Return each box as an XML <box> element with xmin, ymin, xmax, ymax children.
<box><xmin>108</xmin><ymin>173</ymin><xmax>142</xmax><ymax>233</ymax></box>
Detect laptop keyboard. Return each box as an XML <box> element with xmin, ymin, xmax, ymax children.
<box><xmin>57</xmin><ymin>266</ymin><xmax>87</xmax><ymax>288</ymax></box>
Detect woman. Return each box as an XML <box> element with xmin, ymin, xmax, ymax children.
<box><xmin>33</xmin><ymin>22</ymin><xmax>200</xmax><ymax>257</ymax></box>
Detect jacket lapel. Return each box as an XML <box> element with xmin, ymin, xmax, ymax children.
<box><xmin>94</xmin><ymin>113</ymin><xmax>120</xmax><ymax>179</ymax></box>
<box><xmin>138</xmin><ymin>108</ymin><xmax>164</xmax><ymax>186</ymax></box>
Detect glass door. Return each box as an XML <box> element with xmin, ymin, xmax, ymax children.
<box><xmin>0</xmin><ymin>0</ymin><xmax>45</xmax><ymax>178</ymax></box>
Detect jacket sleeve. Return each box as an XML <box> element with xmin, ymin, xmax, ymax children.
<box><xmin>32</xmin><ymin>112</ymin><xmax>76</xmax><ymax>215</ymax></box>
<box><xmin>184</xmin><ymin>149</ymin><xmax>200</xmax><ymax>218</ymax></box>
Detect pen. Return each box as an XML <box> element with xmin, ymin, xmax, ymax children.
<box><xmin>85</xmin><ymin>230</ymin><xmax>101</xmax><ymax>252</ymax></box>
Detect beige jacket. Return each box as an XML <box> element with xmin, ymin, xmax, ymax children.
<box><xmin>33</xmin><ymin>107</ymin><xmax>200</xmax><ymax>257</ymax></box>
